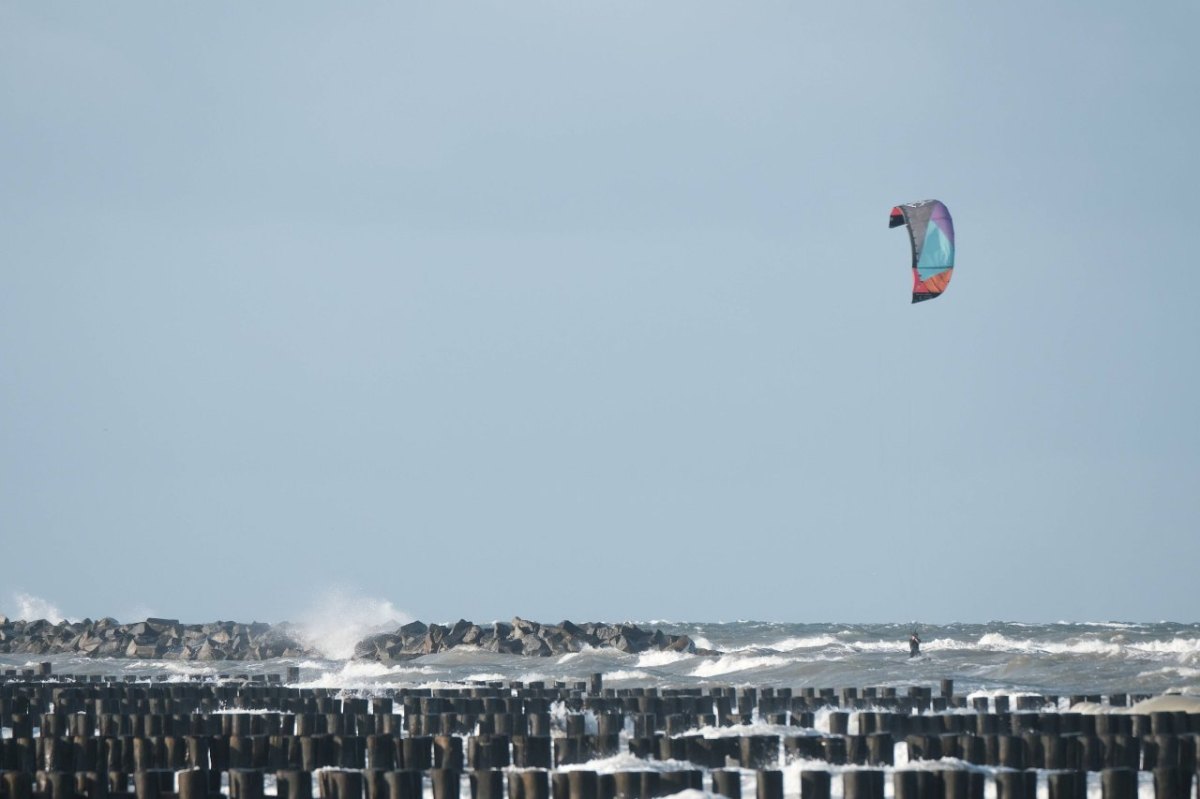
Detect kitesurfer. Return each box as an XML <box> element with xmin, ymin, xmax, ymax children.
<box><xmin>909</xmin><ymin>631</ymin><xmax>921</xmax><ymax>658</ymax></box>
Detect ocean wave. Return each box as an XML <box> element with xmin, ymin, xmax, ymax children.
<box><xmin>976</xmin><ymin>632</ymin><xmax>1200</xmax><ymax>660</ymax></box>
<box><xmin>293</xmin><ymin>589</ymin><xmax>412</xmax><ymax>660</ymax></box>
<box><xmin>690</xmin><ymin>654</ymin><xmax>788</xmax><ymax>678</ymax></box>
<box><xmin>162</xmin><ymin>671</ymin><xmax>219</xmax><ymax>682</ymax></box>
<box><xmin>772</xmin><ymin>635</ymin><xmax>840</xmax><ymax>651</ymax></box>
<box><xmin>463</xmin><ymin>672</ymin><xmax>508</xmax><ymax>683</ymax></box>
<box><xmin>297</xmin><ymin>660</ymin><xmax>438</xmax><ymax>688</ymax></box>
<box><xmin>605</xmin><ymin>670</ymin><xmax>651</xmax><ymax>681</ymax></box>
<box><xmin>330</xmin><ymin>661</ymin><xmax>404</xmax><ymax>678</ymax></box>
<box><xmin>977</xmin><ymin>633</ymin><xmax>1122</xmax><ymax>656</ymax></box>
<box><xmin>1128</xmin><ymin>638</ymin><xmax>1200</xmax><ymax>657</ymax></box>
<box><xmin>917</xmin><ymin>637</ymin><xmax>980</xmax><ymax>652</ymax></box>
<box><xmin>551</xmin><ymin>751</ymin><xmax>724</xmax><ymax>775</ymax></box>
<box><xmin>692</xmin><ymin>719</ymin><xmax>796</xmax><ymax>738</ymax></box>
<box><xmin>776</xmin><ymin>637</ymin><xmax>964</xmax><ymax>654</ymax></box>
<box><xmin>160</xmin><ymin>663</ymin><xmax>219</xmax><ymax>679</ymax></box>
<box><xmin>743</xmin><ymin>636</ymin><xmax>974</xmax><ymax>655</ymax></box>
<box><xmin>637</xmin><ymin>650</ymin><xmax>693</xmax><ymax>668</ymax></box>
<box><xmin>844</xmin><ymin>639</ymin><xmax>924</xmax><ymax>654</ymax></box>
<box><xmin>514</xmin><ymin>671</ymin><xmax>556</xmax><ymax>684</ymax></box>
<box><xmin>1136</xmin><ymin>666</ymin><xmax>1200</xmax><ymax>681</ymax></box>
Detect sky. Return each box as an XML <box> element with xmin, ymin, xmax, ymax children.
<box><xmin>1</xmin><ymin>1</ymin><xmax>1197</xmax><ymax>626</ymax></box>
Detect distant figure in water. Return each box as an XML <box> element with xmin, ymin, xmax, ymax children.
<box><xmin>909</xmin><ymin>631</ymin><xmax>921</xmax><ymax>658</ymax></box>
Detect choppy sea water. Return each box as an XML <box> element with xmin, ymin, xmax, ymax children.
<box><xmin>3</xmin><ymin>621</ymin><xmax>1198</xmax><ymax>696</ymax></box>
<box><xmin>3</xmin><ymin>621</ymin><xmax>1199</xmax><ymax>799</ymax></box>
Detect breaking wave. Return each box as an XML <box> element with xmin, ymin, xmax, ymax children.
<box><xmin>976</xmin><ymin>633</ymin><xmax>1200</xmax><ymax>661</ymax></box>
<box><xmin>636</xmin><ymin>650</ymin><xmax>693</xmax><ymax>668</ymax></box>
<box><xmin>691</xmin><ymin>654</ymin><xmax>788</xmax><ymax>678</ymax></box>
<box><xmin>7</xmin><ymin>593</ymin><xmax>68</xmax><ymax>624</ymax></box>
<box><xmin>293</xmin><ymin>589</ymin><xmax>412</xmax><ymax>660</ymax></box>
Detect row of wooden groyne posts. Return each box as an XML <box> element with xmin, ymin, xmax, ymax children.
<box><xmin>1</xmin><ymin>668</ymin><xmax>1198</xmax><ymax>799</ymax></box>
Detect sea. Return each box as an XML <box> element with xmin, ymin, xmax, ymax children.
<box><xmin>3</xmin><ymin>621</ymin><xmax>1198</xmax><ymax>697</ymax></box>
<box><xmin>3</xmin><ymin>621</ymin><xmax>1200</xmax><ymax>799</ymax></box>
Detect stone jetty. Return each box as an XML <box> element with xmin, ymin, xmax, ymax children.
<box><xmin>0</xmin><ymin>618</ymin><xmax>313</xmax><ymax>661</ymax></box>
<box><xmin>0</xmin><ymin>618</ymin><xmax>700</xmax><ymax>661</ymax></box>
<box><xmin>353</xmin><ymin>620</ymin><xmax>700</xmax><ymax>662</ymax></box>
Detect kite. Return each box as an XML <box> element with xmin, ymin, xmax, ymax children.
<box><xmin>889</xmin><ymin>200</ymin><xmax>954</xmax><ymax>303</ymax></box>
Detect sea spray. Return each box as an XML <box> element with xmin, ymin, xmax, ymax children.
<box><xmin>8</xmin><ymin>592</ymin><xmax>67</xmax><ymax>623</ymax></box>
<box><xmin>294</xmin><ymin>588</ymin><xmax>412</xmax><ymax>659</ymax></box>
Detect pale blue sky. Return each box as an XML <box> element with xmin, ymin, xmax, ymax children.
<box><xmin>2</xmin><ymin>1</ymin><xmax>1197</xmax><ymax>625</ymax></box>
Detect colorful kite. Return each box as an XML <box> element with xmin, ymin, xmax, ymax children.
<box><xmin>889</xmin><ymin>200</ymin><xmax>954</xmax><ymax>303</ymax></box>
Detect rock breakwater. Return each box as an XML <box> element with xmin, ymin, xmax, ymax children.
<box><xmin>0</xmin><ymin>617</ymin><xmax>701</xmax><ymax>661</ymax></box>
<box><xmin>353</xmin><ymin>619</ymin><xmax>700</xmax><ymax>662</ymax></box>
<box><xmin>0</xmin><ymin>617</ymin><xmax>312</xmax><ymax>661</ymax></box>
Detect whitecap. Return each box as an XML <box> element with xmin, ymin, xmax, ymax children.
<box><xmin>292</xmin><ymin>588</ymin><xmax>413</xmax><ymax>660</ymax></box>
<box><xmin>463</xmin><ymin>673</ymin><xmax>508</xmax><ymax>683</ymax></box>
<box><xmin>690</xmin><ymin>654</ymin><xmax>787</xmax><ymax>678</ymax></box>
<box><xmin>637</xmin><ymin>650</ymin><xmax>693</xmax><ymax>668</ymax></box>
<box><xmin>766</xmin><ymin>635</ymin><xmax>839</xmax><ymax>651</ymax></box>
<box><xmin>8</xmin><ymin>593</ymin><xmax>68</xmax><ymax>624</ymax></box>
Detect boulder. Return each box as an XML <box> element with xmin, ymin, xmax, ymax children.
<box><xmin>512</xmin><ymin>617</ymin><xmax>539</xmax><ymax>635</ymax></box>
<box><xmin>517</xmin><ymin>634</ymin><xmax>551</xmax><ymax>657</ymax></box>
<box><xmin>445</xmin><ymin>619</ymin><xmax>473</xmax><ymax>646</ymax></box>
<box><xmin>399</xmin><ymin>620</ymin><xmax>428</xmax><ymax>637</ymax></box>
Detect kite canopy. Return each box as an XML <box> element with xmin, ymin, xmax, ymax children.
<box><xmin>889</xmin><ymin>199</ymin><xmax>954</xmax><ymax>303</ymax></box>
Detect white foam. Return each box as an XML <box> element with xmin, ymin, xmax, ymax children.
<box><xmin>637</xmin><ymin>650</ymin><xmax>693</xmax><ymax>668</ymax></box>
<box><xmin>604</xmin><ymin>669</ymin><xmax>651</xmax><ymax>681</ymax></box>
<box><xmin>8</xmin><ymin>593</ymin><xmax>67</xmax><ymax>623</ymax></box>
<box><xmin>464</xmin><ymin>672</ymin><xmax>508</xmax><ymax>683</ymax></box>
<box><xmin>1136</xmin><ymin>666</ymin><xmax>1200</xmax><ymax>681</ymax></box>
<box><xmin>1128</xmin><ymin>638</ymin><xmax>1200</xmax><ymax>657</ymax></box>
<box><xmin>514</xmin><ymin>671</ymin><xmax>555</xmax><ymax>684</ymax></box>
<box><xmin>842</xmin><ymin>639</ymin><xmax>920</xmax><ymax>653</ymax></box>
<box><xmin>293</xmin><ymin>588</ymin><xmax>413</xmax><ymax>660</ymax></box>
<box><xmin>691</xmin><ymin>720</ymin><xmax>795</xmax><ymax>738</ymax></box>
<box><xmin>976</xmin><ymin>632</ymin><xmax>1200</xmax><ymax>661</ymax></box>
<box><xmin>551</xmin><ymin>751</ymin><xmax>713</xmax><ymax>774</ymax></box>
<box><xmin>298</xmin><ymin>660</ymin><xmax>437</xmax><ymax>689</ymax></box>
<box><xmin>161</xmin><ymin>662</ymin><xmax>218</xmax><ymax>677</ymax></box>
<box><xmin>767</xmin><ymin>635</ymin><xmax>840</xmax><ymax>651</ymax></box>
<box><xmin>714</xmin><ymin>635</ymin><xmax>842</xmax><ymax>654</ymax></box>
<box><xmin>690</xmin><ymin>654</ymin><xmax>787</xmax><ymax>678</ymax></box>
<box><xmin>728</xmin><ymin>636</ymin><xmax>974</xmax><ymax>655</ymax></box>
